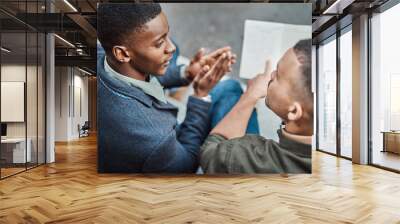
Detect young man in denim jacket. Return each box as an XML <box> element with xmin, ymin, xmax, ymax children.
<box><xmin>97</xmin><ymin>3</ymin><xmax>248</xmax><ymax>173</ymax></box>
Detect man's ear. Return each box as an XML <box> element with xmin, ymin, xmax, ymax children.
<box><xmin>112</xmin><ymin>46</ymin><xmax>131</xmax><ymax>63</ymax></box>
<box><xmin>287</xmin><ymin>102</ymin><xmax>303</xmax><ymax>121</ymax></box>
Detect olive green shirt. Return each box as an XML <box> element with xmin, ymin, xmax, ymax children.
<box><xmin>200</xmin><ymin>129</ymin><xmax>311</xmax><ymax>174</ymax></box>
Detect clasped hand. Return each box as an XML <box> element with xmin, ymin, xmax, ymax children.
<box><xmin>185</xmin><ymin>47</ymin><xmax>236</xmax><ymax>97</ymax></box>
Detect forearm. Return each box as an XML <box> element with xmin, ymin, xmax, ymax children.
<box><xmin>210</xmin><ymin>92</ymin><xmax>258</xmax><ymax>139</ymax></box>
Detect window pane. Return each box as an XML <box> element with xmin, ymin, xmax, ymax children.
<box><xmin>371</xmin><ymin>3</ymin><xmax>400</xmax><ymax>171</ymax></box>
<box><xmin>318</xmin><ymin>37</ymin><xmax>337</xmax><ymax>154</ymax></box>
<box><xmin>340</xmin><ymin>29</ymin><xmax>352</xmax><ymax>158</ymax></box>
<box><xmin>1</xmin><ymin>11</ymin><xmax>28</xmax><ymax>178</ymax></box>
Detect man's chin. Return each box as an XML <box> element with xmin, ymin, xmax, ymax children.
<box><xmin>153</xmin><ymin>67</ymin><xmax>168</xmax><ymax>76</ymax></box>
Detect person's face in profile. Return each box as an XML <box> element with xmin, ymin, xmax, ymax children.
<box><xmin>122</xmin><ymin>12</ymin><xmax>176</xmax><ymax>76</ymax></box>
<box><xmin>265</xmin><ymin>48</ymin><xmax>304</xmax><ymax>121</ymax></box>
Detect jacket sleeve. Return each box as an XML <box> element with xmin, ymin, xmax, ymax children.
<box><xmin>176</xmin><ymin>96</ymin><xmax>211</xmax><ymax>160</ymax></box>
<box><xmin>157</xmin><ymin>64</ymin><xmax>190</xmax><ymax>89</ymax></box>
<box><xmin>142</xmin><ymin>96</ymin><xmax>211</xmax><ymax>173</ymax></box>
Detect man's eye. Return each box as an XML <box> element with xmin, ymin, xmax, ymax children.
<box><xmin>155</xmin><ymin>41</ymin><xmax>164</xmax><ymax>48</ymax></box>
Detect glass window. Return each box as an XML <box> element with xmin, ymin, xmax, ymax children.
<box><xmin>312</xmin><ymin>45</ymin><xmax>317</xmax><ymax>150</ymax></box>
<box><xmin>318</xmin><ymin>36</ymin><xmax>337</xmax><ymax>154</ymax></box>
<box><xmin>371</xmin><ymin>3</ymin><xmax>400</xmax><ymax>171</ymax></box>
<box><xmin>1</xmin><ymin>10</ymin><xmax>28</xmax><ymax>178</ymax></box>
<box><xmin>0</xmin><ymin>1</ymin><xmax>46</xmax><ymax>179</ymax></box>
<box><xmin>339</xmin><ymin>28</ymin><xmax>352</xmax><ymax>158</ymax></box>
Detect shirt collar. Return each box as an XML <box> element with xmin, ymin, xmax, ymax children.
<box><xmin>277</xmin><ymin>129</ymin><xmax>311</xmax><ymax>158</ymax></box>
<box><xmin>281</xmin><ymin>128</ymin><xmax>312</xmax><ymax>145</ymax></box>
<box><xmin>104</xmin><ymin>57</ymin><xmax>167</xmax><ymax>103</ymax></box>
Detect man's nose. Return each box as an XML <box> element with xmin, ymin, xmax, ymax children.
<box><xmin>165</xmin><ymin>37</ymin><xmax>176</xmax><ymax>54</ymax></box>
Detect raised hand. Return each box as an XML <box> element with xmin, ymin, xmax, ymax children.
<box><xmin>192</xmin><ymin>52</ymin><xmax>231</xmax><ymax>97</ymax></box>
<box><xmin>185</xmin><ymin>46</ymin><xmax>236</xmax><ymax>82</ymax></box>
<box><xmin>245</xmin><ymin>59</ymin><xmax>272</xmax><ymax>101</ymax></box>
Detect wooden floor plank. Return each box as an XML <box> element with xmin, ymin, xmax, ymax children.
<box><xmin>0</xmin><ymin>134</ymin><xmax>400</xmax><ymax>223</ymax></box>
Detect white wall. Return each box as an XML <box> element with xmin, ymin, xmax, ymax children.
<box><xmin>1</xmin><ymin>65</ymin><xmax>26</xmax><ymax>140</ymax></box>
<box><xmin>55</xmin><ymin>66</ymin><xmax>69</xmax><ymax>141</ymax></box>
<box><xmin>1</xmin><ymin>63</ymin><xmax>46</xmax><ymax>164</ymax></box>
<box><xmin>71</xmin><ymin>72</ymin><xmax>89</xmax><ymax>138</ymax></box>
<box><xmin>54</xmin><ymin>67</ymin><xmax>89</xmax><ymax>141</ymax></box>
<box><xmin>1</xmin><ymin>64</ymin><xmax>41</xmax><ymax>138</ymax></box>
<box><xmin>1</xmin><ymin>65</ymin><xmax>25</xmax><ymax>129</ymax></box>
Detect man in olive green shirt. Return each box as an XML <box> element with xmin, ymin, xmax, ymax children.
<box><xmin>200</xmin><ymin>39</ymin><xmax>313</xmax><ymax>174</ymax></box>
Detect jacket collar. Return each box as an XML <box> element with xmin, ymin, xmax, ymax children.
<box><xmin>98</xmin><ymin>55</ymin><xmax>154</xmax><ymax>107</ymax></box>
<box><xmin>103</xmin><ymin>57</ymin><xmax>167</xmax><ymax>104</ymax></box>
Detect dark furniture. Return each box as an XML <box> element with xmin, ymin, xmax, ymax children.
<box><xmin>78</xmin><ymin>121</ymin><xmax>90</xmax><ymax>138</ymax></box>
<box><xmin>1</xmin><ymin>123</ymin><xmax>7</xmax><ymax>137</ymax></box>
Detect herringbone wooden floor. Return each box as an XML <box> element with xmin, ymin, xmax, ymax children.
<box><xmin>1</xmin><ymin>134</ymin><xmax>400</xmax><ymax>224</ymax></box>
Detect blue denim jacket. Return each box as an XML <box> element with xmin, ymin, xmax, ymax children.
<box><xmin>97</xmin><ymin>54</ymin><xmax>211</xmax><ymax>173</ymax></box>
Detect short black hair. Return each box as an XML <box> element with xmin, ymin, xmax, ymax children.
<box><xmin>293</xmin><ymin>39</ymin><xmax>313</xmax><ymax>114</ymax></box>
<box><xmin>97</xmin><ymin>3</ymin><xmax>162</xmax><ymax>54</ymax></box>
